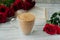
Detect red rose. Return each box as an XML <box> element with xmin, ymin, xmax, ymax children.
<box><xmin>26</xmin><ymin>0</ymin><xmax>32</xmax><ymax>2</ymax></box>
<box><xmin>22</xmin><ymin>1</ymin><xmax>34</xmax><ymax>10</ymax></box>
<box><xmin>23</xmin><ymin>0</ymin><xmax>35</xmax><ymax>2</ymax></box>
<box><xmin>0</xmin><ymin>5</ymin><xmax>8</xmax><ymax>23</ymax></box>
<box><xmin>30</xmin><ymin>1</ymin><xmax>35</xmax><ymax>8</ymax></box>
<box><xmin>56</xmin><ymin>26</ymin><xmax>60</xmax><ymax>34</ymax></box>
<box><xmin>12</xmin><ymin>0</ymin><xmax>35</xmax><ymax>10</ymax></box>
<box><xmin>15</xmin><ymin>0</ymin><xmax>22</xmax><ymax>9</ymax></box>
<box><xmin>0</xmin><ymin>5</ymin><xmax>8</xmax><ymax>13</ymax></box>
<box><xmin>15</xmin><ymin>0</ymin><xmax>21</xmax><ymax>3</ymax></box>
<box><xmin>0</xmin><ymin>12</ymin><xmax>7</xmax><ymax>23</ymax></box>
<box><xmin>10</xmin><ymin>3</ymin><xmax>18</xmax><ymax>12</ymax></box>
<box><xmin>10</xmin><ymin>0</ymin><xmax>22</xmax><ymax>11</ymax></box>
<box><xmin>7</xmin><ymin>8</ymin><xmax>15</xmax><ymax>17</ymax></box>
<box><xmin>43</xmin><ymin>24</ymin><xmax>57</xmax><ymax>35</ymax></box>
<box><xmin>22</xmin><ymin>0</ymin><xmax>35</xmax><ymax>10</ymax></box>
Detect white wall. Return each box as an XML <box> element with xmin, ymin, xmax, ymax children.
<box><xmin>36</xmin><ymin>0</ymin><xmax>60</xmax><ymax>4</ymax></box>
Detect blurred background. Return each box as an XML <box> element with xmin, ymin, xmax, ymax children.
<box><xmin>36</xmin><ymin>0</ymin><xmax>60</xmax><ymax>4</ymax></box>
<box><xmin>1</xmin><ymin>0</ymin><xmax>60</xmax><ymax>4</ymax></box>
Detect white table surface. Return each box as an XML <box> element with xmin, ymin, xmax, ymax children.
<box><xmin>0</xmin><ymin>3</ymin><xmax>60</xmax><ymax>40</ymax></box>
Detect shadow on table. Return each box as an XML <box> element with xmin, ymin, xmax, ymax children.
<box><xmin>29</xmin><ymin>26</ymin><xmax>55</xmax><ymax>38</ymax></box>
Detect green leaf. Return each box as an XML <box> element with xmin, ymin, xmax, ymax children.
<box><xmin>54</xmin><ymin>17</ymin><xmax>59</xmax><ymax>25</ymax></box>
<box><xmin>50</xmin><ymin>11</ymin><xmax>60</xmax><ymax>25</ymax></box>
<box><xmin>46</xmin><ymin>20</ymin><xmax>51</xmax><ymax>24</ymax></box>
<box><xmin>2</xmin><ymin>0</ymin><xmax>15</xmax><ymax>7</ymax></box>
<box><xmin>0</xmin><ymin>0</ymin><xmax>3</xmax><ymax>4</ymax></box>
<box><xmin>5</xmin><ymin>0</ymin><xmax>15</xmax><ymax>3</ymax></box>
<box><xmin>51</xmin><ymin>12</ymin><xmax>57</xmax><ymax>18</ymax></box>
<box><xmin>59</xmin><ymin>13</ymin><xmax>60</xmax><ymax>16</ymax></box>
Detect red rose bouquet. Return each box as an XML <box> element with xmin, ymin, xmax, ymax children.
<box><xmin>0</xmin><ymin>0</ymin><xmax>36</xmax><ymax>23</ymax></box>
<box><xmin>0</xmin><ymin>5</ymin><xmax>9</xmax><ymax>23</ymax></box>
<box><xmin>43</xmin><ymin>12</ymin><xmax>60</xmax><ymax>35</ymax></box>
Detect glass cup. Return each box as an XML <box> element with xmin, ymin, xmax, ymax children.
<box><xmin>17</xmin><ymin>13</ymin><xmax>35</xmax><ymax>35</ymax></box>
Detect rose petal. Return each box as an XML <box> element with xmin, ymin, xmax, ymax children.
<box><xmin>43</xmin><ymin>24</ymin><xmax>57</xmax><ymax>35</ymax></box>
